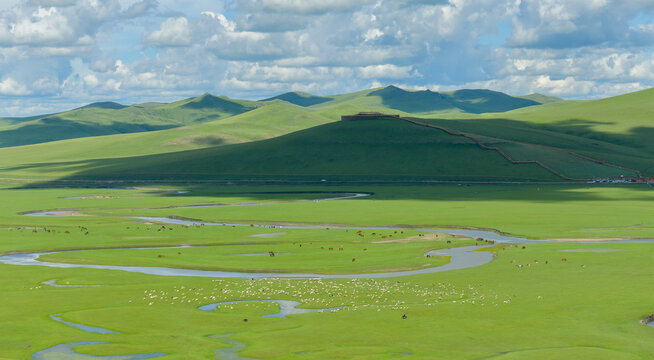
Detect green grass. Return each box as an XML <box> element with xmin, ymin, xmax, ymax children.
<box><xmin>0</xmin><ymin>94</ymin><xmax>259</xmax><ymax>148</ymax></box>
<box><xmin>7</xmin><ymin>117</ymin><xmax>561</xmax><ymax>182</ymax></box>
<box><xmin>39</xmin><ymin>231</ymin><xmax>472</xmax><ymax>274</ymax></box>
<box><xmin>262</xmin><ymin>91</ymin><xmax>334</xmax><ymax>107</ymax></box>
<box><xmin>0</xmin><ymin>102</ymin><xmax>334</xmax><ymax>179</ymax></box>
<box><xmin>2</xmin><ymin>184</ymin><xmax>654</xmax><ymax>359</ymax></box>
<box><xmin>2</xmin><ymin>86</ymin><xmax>653</xmax><ymax>182</ymax></box>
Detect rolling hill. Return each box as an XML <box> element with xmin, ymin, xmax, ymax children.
<box><xmin>0</xmin><ymin>86</ymin><xmax>553</xmax><ymax>149</ymax></box>
<box><xmin>13</xmin><ymin>116</ymin><xmax>564</xmax><ymax>183</ymax></box>
<box><xmin>2</xmin><ymin>86</ymin><xmax>654</xmax><ymax>183</ymax></box>
<box><xmin>0</xmin><ymin>94</ymin><xmax>259</xmax><ymax>148</ymax></box>
<box><xmin>262</xmin><ymin>92</ymin><xmax>333</xmax><ymax>107</ymax></box>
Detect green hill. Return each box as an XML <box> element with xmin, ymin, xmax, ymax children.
<box><xmin>19</xmin><ymin>116</ymin><xmax>563</xmax><ymax>182</ymax></box>
<box><xmin>423</xmin><ymin>88</ymin><xmax>654</xmax><ymax>175</ymax></box>
<box><xmin>0</xmin><ymin>102</ymin><xmax>334</xmax><ymax>178</ymax></box>
<box><xmin>310</xmin><ymin>86</ymin><xmax>540</xmax><ymax>118</ymax></box>
<box><xmin>517</xmin><ymin>93</ymin><xmax>563</xmax><ymax>104</ymax></box>
<box><xmin>78</xmin><ymin>101</ymin><xmax>127</xmax><ymax>110</ymax></box>
<box><xmin>0</xmin><ymin>86</ymin><xmax>546</xmax><ymax>149</ymax></box>
<box><xmin>262</xmin><ymin>92</ymin><xmax>333</xmax><ymax>107</ymax></box>
<box><xmin>0</xmin><ymin>94</ymin><xmax>258</xmax><ymax>148</ymax></box>
<box><xmin>442</xmin><ymin>89</ymin><xmax>540</xmax><ymax>113</ymax></box>
<box><xmin>2</xmin><ymin>86</ymin><xmax>654</xmax><ymax>183</ymax></box>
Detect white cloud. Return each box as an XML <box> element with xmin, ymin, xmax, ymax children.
<box><xmin>363</xmin><ymin>28</ymin><xmax>383</xmax><ymax>42</ymax></box>
<box><xmin>358</xmin><ymin>64</ymin><xmax>416</xmax><ymax>79</ymax></box>
<box><xmin>0</xmin><ymin>6</ymin><xmax>76</xmax><ymax>45</ymax></box>
<box><xmin>0</xmin><ymin>77</ymin><xmax>31</xmax><ymax>95</ymax></box>
<box><xmin>239</xmin><ymin>0</ymin><xmax>374</xmax><ymax>15</ymax></box>
<box><xmin>201</xmin><ymin>11</ymin><xmax>235</xmax><ymax>31</ymax></box>
<box><xmin>2</xmin><ymin>0</ymin><xmax>654</xmax><ymax>116</ymax></box>
<box><xmin>144</xmin><ymin>17</ymin><xmax>191</xmax><ymax>46</ymax></box>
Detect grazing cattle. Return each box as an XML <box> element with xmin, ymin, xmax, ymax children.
<box><xmin>352</xmin><ymin>258</ymin><xmax>356</xmax><ymax>262</ymax></box>
<box><xmin>561</xmin><ymin>258</ymin><xmax>567</xmax><ymax>262</ymax></box>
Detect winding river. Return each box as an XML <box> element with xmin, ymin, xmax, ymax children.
<box><xmin>199</xmin><ymin>299</ymin><xmax>343</xmax><ymax>318</ymax></box>
<box><xmin>0</xmin><ymin>245</ymin><xmax>493</xmax><ymax>279</ymax></box>
<box><xmin>12</xmin><ymin>189</ymin><xmax>651</xmax><ymax>279</ymax></box>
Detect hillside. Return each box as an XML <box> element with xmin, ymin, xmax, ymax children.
<box><xmin>517</xmin><ymin>93</ymin><xmax>563</xmax><ymax>104</ymax></box>
<box><xmin>1</xmin><ymin>86</ymin><xmax>654</xmax><ymax>182</ymax></box>
<box><xmin>424</xmin><ymin>88</ymin><xmax>654</xmax><ymax>175</ymax></box>
<box><xmin>0</xmin><ymin>102</ymin><xmax>334</xmax><ymax>178</ymax></box>
<box><xmin>310</xmin><ymin>86</ymin><xmax>541</xmax><ymax>119</ymax></box>
<box><xmin>0</xmin><ymin>94</ymin><xmax>258</xmax><ymax>148</ymax></box>
<box><xmin>20</xmin><ymin>116</ymin><xmax>563</xmax><ymax>183</ymax></box>
<box><xmin>0</xmin><ymin>86</ymin><xmax>550</xmax><ymax>148</ymax></box>
<box><xmin>262</xmin><ymin>92</ymin><xmax>333</xmax><ymax>106</ymax></box>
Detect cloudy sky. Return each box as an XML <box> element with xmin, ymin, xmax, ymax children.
<box><xmin>1</xmin><ymin>0</ymin><xmax>654</xmax><ymax>116</ymax></box>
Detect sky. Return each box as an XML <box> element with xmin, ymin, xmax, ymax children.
<box><xmin>1</xmin><ymin>0</ymin><xmax>654</xmax><ymax>116</ymax></box>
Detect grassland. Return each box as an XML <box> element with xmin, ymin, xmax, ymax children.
<box><xmin>0</xmin><ymin>94</ymin><xmax>259</xmax><ymax>148</ymax></box>
<box><xmin>2</xmin><ymin>86</ymin><xmax>654</xmax><ymax>359</ymax></box>
<box><xmin>0</xmin><ymin>86</ymin><xmax>652</xmax><ymax>183</ymax></box>
<box><xmin>10</xmin><ymin>117</ymin><xmax>561</xmax><ymax>182</ymax></box>
<box><xmin>2</xmin><ymin>183</ymin><xmax>654</xmax><ymax>359</ymax></box>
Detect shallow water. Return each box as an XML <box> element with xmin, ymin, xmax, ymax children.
<box><xmin>211</xmin><ymin>334</ymin><xmax>259</xmax><ymax>360</ymax></box>
<box><xmin>50</xmin><ymin>314</ymin><xmax>120</xmax><ymax>334</ymax></box>
<box><xmin>42</xmin><ymin>279</ymin><xmax>102</xmax><ymax>288</ymax></box>
<box><xmin>172</xmin><ymin>192</ymin><xmax>370</xmax><ymax>209</ymax></box>
<box><xmin>31</xmin><ymin>341</ymin><xmax>166</xmax><ymax>360</ymax></box>
<box><xmin>133</xmin><ymin>216</ymin><xmax>530</xmax><ymax>243</ymax></box>
<box><xmin>199</xmin><ymin>299</ymin><xmax>343</xmax><ymax>318</ymax></box>
<box><xmin>0</xmin><ymin>245</ymin><xmax>493</xmax><ymax>279</ymax></box>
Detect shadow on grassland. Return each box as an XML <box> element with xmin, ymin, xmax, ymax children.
<box><xmin>5</xmin><ymin>117</ymin><xmax>654</xmax><ymax>201</ymax></box>
<box><xmin>0</xmin><ymin>116</ymin><xmax>176</xmax><ymax>148</ymax></box>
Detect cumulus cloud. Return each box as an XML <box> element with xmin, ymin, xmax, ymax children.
<box><xmin>0</xmin><ymin>77</ymin><xmax>31</xmax><ymax>95</ymax></box>
<box><xmin>144</xmin><ymin>17</ymin><xmax>191</xmax><ymax>46</ymax></box>
<box><xmin>358</xmin><ymin>64</ymin><xmax>417</xmax><ymax>79</ymax></box>
<box><xmin>123</xmin><ymin>0</ymin><xmax>158</xmax><ymax>18</ymax></box>
<box><xmin>2</xmin><ymin>0</ymin><xmax>654</xmax><ymax>116</ymax></box>
<box><xmin>238</xmin><ymin>0</ymin><xmax>375</xmax><ymax>15</ymax></box>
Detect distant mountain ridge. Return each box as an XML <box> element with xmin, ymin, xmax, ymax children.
<box><xmin>2</xmin><ymin>86</ymin><xmax>654</xmax><ymax>182</ymax></box>
<box><xmin>0</xmin><ymin>86</ymin><xmax>554</xmax><ymax>148</ymax></box>
<box><xmin>262</xmin><ymin>92</ymin><xmax>333</xmax><ymax>107</ymax></box>
<box><xmin>77</xmin><ymin>101</ymin><xmax>127</xmax><ymax>110</ymax></box>
<box><xmin>366</xmin><ymin>86</ymin><xmax>541</xmax><ymax>114</ymax></box>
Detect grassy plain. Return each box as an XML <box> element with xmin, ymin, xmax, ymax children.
<box><xmin>1</xmin><ymin>183</ymin><xmax>654</xmax><ymax>359</ymax></box>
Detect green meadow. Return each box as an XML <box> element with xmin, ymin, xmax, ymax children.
<box><xmin>1</xmin><ymin>183</ymin><xmax>654</xmax><ymax>359</ymax></box>
<box><xmin>1</xmin><ymin>86</ymin><xmax>654</xmax><ymax>359</ymax></box>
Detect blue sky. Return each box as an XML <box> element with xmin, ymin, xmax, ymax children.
<box><xmin>1</xmin><ymin>0</ymin><xmax>654</xmax><ymax>116</ymax></box>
